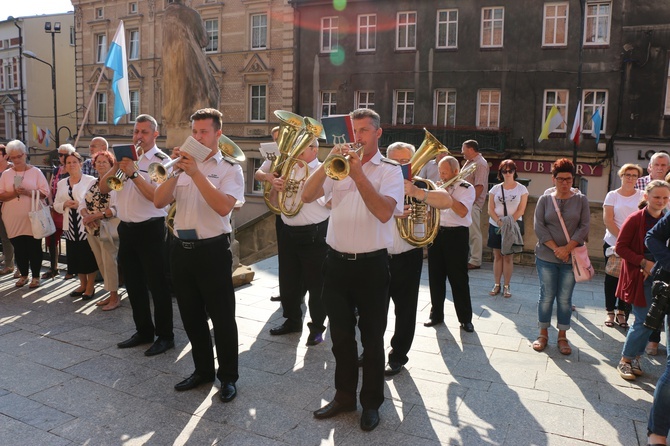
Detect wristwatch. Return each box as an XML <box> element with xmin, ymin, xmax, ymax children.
<box><xmin>129</xmin><ymin>171</ymin><xmax>139</xmax><ymax>180</ymax></box>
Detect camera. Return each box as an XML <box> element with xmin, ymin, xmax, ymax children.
<box><xmin>645</xmin><ymin>279</ymin><xmax>670</xmax><ymax>331</ymax></box>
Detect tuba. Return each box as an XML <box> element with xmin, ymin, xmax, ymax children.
<box><xmin>277</xmin><ymin>116</ymin><xmax>325</xmax><ymax>217</ymax></box>
<box><xmin>396</xmin><ymin>129</ymin><xmax>450</xmax><ymax>247</ymax></box>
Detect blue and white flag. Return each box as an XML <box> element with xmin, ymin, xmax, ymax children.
<box><xmin>105</xmin><ymin>21</ymin><xmax>130</xmax><ymax>125</ymax></box>
<box><xmin>592</xmin><ymin>106</ymin><xmax>602</xmax><ymax>144</ymax></box>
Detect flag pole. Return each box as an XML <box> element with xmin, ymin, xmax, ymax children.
<box><xmin>73</xmin><ymin>67</ymin><xmax>106</xmax><ymax>148</ymax></box>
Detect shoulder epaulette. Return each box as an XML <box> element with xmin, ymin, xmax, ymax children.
<box><xmin>459</xmin><ymin>182</ymin><xmax>471</xmax><ymax>188</ymax></box>
<box><xmin>381</xmin><ymin>157</ymin><xmax>400</xmax><ymax>166</ymax></box>
<box><xmin>154</xmin><ymin>151</ymin><xmax>168</xmax><ymax>160</ymax></box>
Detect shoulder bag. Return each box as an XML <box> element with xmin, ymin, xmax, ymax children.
<box><xmin>501</xmin><ymin>185</ymin><xmax>524</xmax><ymax>236</ymax></box>
<box><xmin>29</xmin><ymin>190</ymin><xmax>56</xmax><ymax>239</ymax></box>
<box><xmin>551</xmin><ymin>194</ymin><xmax>594</xmax><ymax>282</ymax></box>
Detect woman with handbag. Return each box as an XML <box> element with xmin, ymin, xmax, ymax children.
<box><xmin>615</xmin><ymin>180</ymin><xmax>670</xmax><ymax>380</ymax></box>
<box><xmin>532</xmin><ymin>158</ymin><xmax>590</xmax><ymax>355</ymax></box>
<box><xmin>487</xmin><ymin>159</ymin><xmax>528</xmax><ymax>298</ymax></box>
<box><xmin>79</xmin><ymin>151</ymin><xmax>121</xmax><ymax>311</ymax></box>
<box><xmin>602</xmin><ymin>164</ymin><xmax>644</xmax><ymax>328</ymax></box>
<box><xmin>0</xmin><ymin>140</ymin><xmax>50</xmax><ymax>288</ymax></box>
<box><xmin>54</xmin><ymin>152</ymin><xmax>97</xmax><ymax>300</ymax></box>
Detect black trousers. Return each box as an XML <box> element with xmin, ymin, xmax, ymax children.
<box><xmin>278</xmin><ymin>219</ymin><xmax>328</xmax><ymax>332</ymax></box>
<box><xmin>171</xmin><ymin>235</ymin><xmax>238</xmax><ymax>383</ymax></box>
<box><xmin>10</xmin><ymin>235</ymin><xmax>42</xmax><ymax>278</ymax></box>
<box><xmin>388</xmin><ymin>248</ymin><xmax>423</xmax><ymax>365</ymax></box>
<box><xmin>118</xmin><ymin>218</ymin><xmax>173</xmax><ymax>340</ymax></box>
<box><xmin>322</xmin><ymin>250</ymin><xmax>389</xmax><ymax>410</ymax></box>
<box><xmin>428</xmin><ymin>226</ymin><xmax>473</xmax><ymax>323</ymax></box>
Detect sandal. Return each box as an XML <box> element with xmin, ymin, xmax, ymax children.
<box><xmin>503</xmin><ymin>285</ymin><xmax>511</xmax><ymax>298</ymax></box>
<box><xmin>41</xmin><ymin>269</ymin><xmax>58</xmax><ymax>279</ymax></box>
<box><xmin>532</xmin><ymin>334</ymin><xmax>548</xmax><ymax>352</ymax></box>
<box><xmin>604</xmin><ymin>311</ymin><xmax>615</xmax><ymax>327</ymax></box>
<box><xmin>0</xmin><ymin>266</ymin><xmax>13</xmax><ymax>275</ymax></box>
<box><xmin>615</xmin><ymin>312</ymin><xmax>629</xmax><ymax>329</ymax></box>
<box><xmin>15</xmin><ymin>276</ymin><xmax>28</xmax><ymax>287</ymax></box>
<box><xmin>489</xmin><ymin>284</ymin><xmax>501</xmax><ymax>296</ymax></box>
<box><xmin>557</xmin><ymin>337</ymin><xmax>572</xmax><ymax>355</ymax></box>
<box><xmin>28</xmin><ymin>278</ymin><xmax>41</xmax><ymax>289</ymax></box>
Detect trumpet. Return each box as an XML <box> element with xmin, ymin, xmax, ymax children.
<box><xmin>322</xmin><ymin>142</ymin><xmax>365</xmax><ymax>181</ymax></box>
<box><xmin>148</xmin><ymin>156</ymin><xmax>182</xmax><ymax>183</ymax></box>
<box><xmin>106</xmin><ymin>168</ymin><xmax>128</xmax><ymax>191</ymax></box>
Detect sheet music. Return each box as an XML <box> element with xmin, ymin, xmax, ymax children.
<box><xmin>259</xmin><ymin>142</ymin><xmax>279</xmax><ymax>160</ymax></box>
<box><xmin>180</xmin><ymin>136</ymin><xmax>212</xmax><ymax>163</ymax></box>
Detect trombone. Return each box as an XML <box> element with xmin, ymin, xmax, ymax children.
<box><xmin>437</xmin><ymin>162</ymin><xmax>478</xmax><ymax>189</ymax></box>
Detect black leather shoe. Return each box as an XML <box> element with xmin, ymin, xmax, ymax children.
<box><xmin>423</xmin><ymin>318</ymin><xmax>443</xmax><ymax>327</ymax></box>
<box><xmin>174</xmin><ymin>373</ymin><xmax>215</xmax><ymax>391</ymax></box>
<box><xmin>461</xmin><ymin>322</ymin><xmax>475</xmax><ymax>333</ymax></box>
<box><xmin>269</xmin><ymin>323</ymin><xmax>302</xmax><ymax>336</ymax></box>
<box><xmin>117</xmin><ymin>333</ymin><xmax>153</xmax><ymax>349</ymax></box>
<box><xmin>313</xmin><ymin>400</ymin><xmax>357</xmax><ymax>419</ymax></box>
<box><xmin>384</xmin><ymin>361</ymin><xmax>403</xmax><ymax>376</ymax></box>
<box><xmin>219</xmin><ymin>382</ymin><xmax>237</xmax><ymax>402</ymax></box>
<box><xmin>306</xmin><ymin>332</ymin><xmax>323</xmax><ymax>346</ymax></box>
<box><xmin>70</xmin><ymin>289</ymin><xmax>85</xmax><ymax>297</ymax></box>
<box><xmin>360</xmin><ymin>409</ymin><xmax>380</xmax><ymax>431</ymax></box>
<box><xmin>270</xmin><ymin>295</ymin><xmax>281</xmax><ymax>302</ymax></box>
<box><xmin>144</xmin><ymin>338</ymin><xmax>175</xmax><ymax>356</ymax></box>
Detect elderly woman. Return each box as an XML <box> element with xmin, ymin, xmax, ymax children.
<box><xmin>532</xmin><ymin>158</ymin><xmax>590</xmax><ymax>355</ymax></box>
<box><xmin>79</xmin><ymin>151</ymin><xmax>120</xmax><ymax>310</ymax></box>
<box><xmin>602</xmin><ymin>163</ymin><xmax>644</xmax><ymax>328</ymax></box>
<box><xmin>0</xmin><ymin>144</ymin><xmax>15</xmax><ymax>276</ymax></box>
<box><xmin>0</xmin><ymin>140</ymin><xmax>50</xmax><ymax>288</ymax></box>
<box><xmin>487</xmin><ymin>159</ymin><xmax>528</xmax><ymax>298</ymax></box>
<box><xmin>54</xmin><ymin>152</ymin><xmax>97</xmax><ymax>299</ymax></box>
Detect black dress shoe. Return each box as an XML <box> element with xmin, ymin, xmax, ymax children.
<box><xmin>174</xmin><ymin>373</ymin><xmax>215</xmax><ymax>391</ymax></box>
<box><xmin>360</xmin><ymin>409</ymin><xmax>380</xmax><ymax>431</ymax></box>
<box><xmin>269</xmin><ymin>323</ymin><xmax>302</xmax><ymax>336</ymax></box>
<box><xmin>384</xmin><ymin>361</ymin><xmax>403</xmax><ymax>376</ymax></box>
<box><xmin>144</xmin><ymin>338</ymin><xmax>175</xmax><ymax>356</ymax></box>
<box><xmin>117</xmin><ymin>333</ymin><xmax>154</xmax><ymax>349</ymax></box>
<box><xmin>70</xmin><ymin>289</ymin><xmax>85</xmax><ymax>297</ymax></box>
<box><xmin>313</xmin><ymin>400</ymin><xmax>357</xmax><ymax>419</ymax></box>
<box><xmin>81</xmin><ymin>293</ymin><xmax>94</xmax><ymax>301</ymax></box>
<box><xmin>461</xmin><ymin>322</ymin><xmax>475</xmax><ymax>333</ymax></box>
<box><xmin>270</xmin><ymin>295</ymin><xmax>281</xmax><ymax>302</ymax></box>
<box><xmin>219</xmin><ymin>382</ymin><xmax>237</xmax><ymax>402</ymax></box>
<box><xmin>423</xmin><ymin>318</ymin><xmax>443</xmax><ymax>327</ymax></box>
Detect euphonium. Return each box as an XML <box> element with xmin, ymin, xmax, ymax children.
<box><xmin>263</xmin><ymin>111</ymin><xmax>305</xmax><ymax>214</ymax></box>
<box><xmin>437</xmin><ymin>162</ymin><xmax>477</xmax><ymax>190</ymax></box>
<box><xmin>322</xmin><ymin>142</ymin><xmax>365</xmax><ymax>181</ymax></box>
<box><xmin>277</xmin><ymin>116</ymin><xmax>325</xmax><ymax>217</ymax></box>
<box><xmin>396</xmin><ymin>129</ymin><xmax>450</xmax><ymax>247</ymax></box>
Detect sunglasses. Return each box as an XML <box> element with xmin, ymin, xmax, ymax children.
<box><xmin>501</xmin><ymin>169</ymin><xmax>515</xmax><ymax>174</ymax></box>
<box><xmin>555</xmin><ymin>177</ymin><xmax>573</xmax><ymax>183</ymax></box>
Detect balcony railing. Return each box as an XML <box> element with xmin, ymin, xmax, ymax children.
<box><xmin>379</xmin><ymin>126</ymin><xmax>510</xmax><ymax>153</ymax></box>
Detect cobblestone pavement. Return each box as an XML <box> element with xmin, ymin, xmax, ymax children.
<box><xmin>0</xmin><ymin>257</ymin><xmax>664</xmax><ymax>445</ymax></box>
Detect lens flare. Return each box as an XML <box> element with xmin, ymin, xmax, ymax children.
<box><xmin>333</xmin><ymin>0</ymin><xmax>346</xmax><ymax>11</ymax></box>
<box><xmin>330</xmin><ymin>46</ymin><xmax>345</xmax><ymax>66</ymax></box>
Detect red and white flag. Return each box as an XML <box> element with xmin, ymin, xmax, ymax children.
<box><xmin>569</xmin><ymin>101</ymin><xmax>581</xmax><ymax>145</ymax></box>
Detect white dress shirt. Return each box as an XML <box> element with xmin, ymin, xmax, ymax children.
<box><xmin>439</xmin><ymin>179</ymin><xmax>475</xmax><ymax>227</ymax></box>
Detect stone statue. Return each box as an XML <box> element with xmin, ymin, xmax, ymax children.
<box><xmin>161</xmin><ymin>1</ymin><xmax>219</xmax><ymax>147</ymax></box>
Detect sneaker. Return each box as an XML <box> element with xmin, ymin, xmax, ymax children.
<box><xmin>617</xmin><ymin>361</ymin><xmax>636</xmax><ymax>380</ymax></box>
<box><xmin>306</xmin><ymin>332</ymin><xmax>323</xmax><ymax>346</ymax></box>
<box><xmin>631</xmin><ymin>358</ymin><xmax>643</xmax><ymax>376</ymax></box>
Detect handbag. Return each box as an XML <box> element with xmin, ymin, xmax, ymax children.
<box><xmin>501</xmin><ymin>185</ymin><xmax>524</xmax><ymax>236</ymax></box>
<box><xmin>551</xmin><ymin>194</ymin><xmax>595</xmax><ymax>282</ymax></box>
<box><xmin>605</xmin><ymin>254</ymin><xmax>622</xmax><ymax>278</ymax></box>
<box><xmin>29</xmin><ymin>190</ymin><xmax>56</xmax><ymax>239</ymax></box>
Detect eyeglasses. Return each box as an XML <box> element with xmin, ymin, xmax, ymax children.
<box><xmin>555</xmin><ymin>177</ymin><xmax>573</xmax><ymax>183</ymax></box>
<box><xmin>58</xmin><ymin>153</ymin><xmax>66</xmax><ymax>157</ymax></box>
<box><xmin>501</xmin><ymin>169</ymin><xmax>515</xmax><ymax>174</ymax></box>
<box><xmin>623</xmin><ymin>173</ymin><xmax>639</xmax><ymax>179</ymax></box>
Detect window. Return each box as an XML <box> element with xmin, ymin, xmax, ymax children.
<box><xmin>128</xmin><ymin>30</ymin><xmax>139</xmax><ymax>60</ymax></box>
<box><xmin>0</xmin><ymin>63</ymin><xmax>4</xmax><ymax>90</ymax></box>
<box><xmin>434</xmin><ymin>89</ymin><xmax>456</xmax><ymax>126</ymax></box>
<box><xmin>95</xmin><ymin>34</ymin><xmax>107</xmax><ymax>63</ymax></box>
<box><xmin>477</xmin><ymin>89</ymin><xmax>501</xmax><ymax>128</ymax></box>
<box><xmin>481</xmin><ymin>7</ymin><xmax>504</xmax><ymax>48</ymax></box>
<box><xmin>96</xmin><ymin>92</ymin><xmax>107</xmax><ymax>123</ymax></box>
<box><xmin>665</xmin><ymin>61</ymin><xmax>670</xmax><ymax>116</ymax></box>
<box><xmin>584</xmin><ymin>1</ymin><xmax>611</xmax><ymax>45</ymax></box>
<box><xmin>436</xmin><ymin>9</ymin><xmax>458</xmax><ymax>49</ymax></box>
<box><xmin>11</xmin><ymin>57</ymin><xmax>18</xmax><ymax>89</ymax></box>
<box><xmin>355</xmin><ymin>91</ymin><xmax>375</xmax><ymax>110</ymax></box>
<box><xmin>129</xmin><ymin>2</ymin><xmax>138</xmax><ymax>14</ymax></box>
<box><xmin>321</xmin><ymin>17</ymin><xmax>338</xmax><ymax>53</ymax></box>
<box><xmin>396</xmin><ymin>12</ymin><xmax>417</xmax><ymax>50</ymax></box>
<box><xmin>95</xmin><ymin>7</ymin><xmax>104</xmax><ymax>19</ymax></box>
<box><xmin>69</xmin><ymin>26</ymin><xmax>75</xmax><ymax>46</ymax></box>
<box><xmin>582</xmin><ymin>90</ymin><xmax>607</xmax><ymax>134</ymax></box>
<box><xmin>5</xmin><ymin>111</ymin><xmax>16</xmax><ymax>140</ymax></box>
<box><xmin>251</xmin><ymin>14</ymin><xmax>267</xmax><ymax>50</ymax></box>
<box><xmin>357</xmin><ymin>14</ymin><xmax>376</xmax><ymax>52</ymax></box>
<box><xmin>252</xmin><ymin>158</ymin><xmax>264</xmax><ymax>194</ymax></box>
<box><xmin>394</xmin><ymin>90</ymin><xmax>414</xmax><ymax>125</ymax></box>
<box><xmin>250</xmin><ymin>85</ymin><xmax>267</xmax><ymax>122</ymax></box>
<box><xmin>543</xmin><ymin>3</ymin><xmax>568</xmax><ymax>46</ymax></box>
<box><xmin>205</xmin><ymin>19</ymin><xmax>219</xmax><ymax>53</ymax></box>
<box><xmin>320</xmin><ymin>91</ymin><xmax>337</xmax><ymax>118</ymax></box>
<box><xmin>543</xmin><ymin>90</ymin><xmax>569</xmax><ymax>133</ymax></box>
<box><xmin>129</xmin><ymin>90</ymin><xmax>139</xmax><ymax>122</ymax></box>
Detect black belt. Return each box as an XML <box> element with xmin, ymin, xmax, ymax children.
<box><xmin>121</xmin><ymin>216</ymin><xmax>164</xmax><ymax>227</ymax></box>
<box><xmin>175</xmin><ymin>233</ymin><xmax>229</xmax><ymax>250</ymax></box>
<box><xmin>283</xmin><ymin>219</ymin><xmax>328</xmax><ymax>232</ymax></box>
<box><xmin>388</xmin><ymin>247</ymin><xmax>422</xmax><ymax>259</ymax></box>
<box><xmin>439</xmin><ymin>226</ymin><xmax>467</xmax><ymax>232</ymax></box>
<box><xmin>330</xmin><ymin>248</ymin><xmax>387</xmax><ymax>261</ymax></box>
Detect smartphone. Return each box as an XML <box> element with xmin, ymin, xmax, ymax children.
<box><xmin>13</xmin><ymin>175</ymin><xmax>23</xmax><ymax>188</ymax></box>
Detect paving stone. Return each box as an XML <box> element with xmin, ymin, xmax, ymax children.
<box><xmin>0</xmin><ymin>352</ymin><xmax>72</xmax><ymax>397</ymax></box>
<box><xmin>0</xmin><ymin>413</ymin><xmax>72</xmax><ymax>446</ymax></box>
<box><xmin>0</xmin><ymin>392</ymin><xmax>74</xmax><ymax>431</ymax></box>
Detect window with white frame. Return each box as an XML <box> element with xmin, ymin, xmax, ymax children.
<box><xmin>251</xmin><ymin>14</ymin><xmax>267</xmax><ymax>50</ymax></box>
<box><xmin>582</xmin><ymin>90</ymin><xmax>607</xmax><ymax>134</ymax></box>
<box><xmin>394</xmin><ymin>90</ymin><xmax>414</xmax><ymax>125</ymax></box>
<box><xmin>320</xmin><ymin>91</ymin><xmax>337</xmax><ymax>118</ymax></box>
<box><xmin>355</xmin><ymin>91</ymin><xmax>375</xmax><ymax>110</ymax></box>
<box><xmin>434</xmin><ymin>89</ymin><xmax>456</xmax><ymax>126</ymax></box>
<box><xmin>665</xmin><ymin>60</ymin><xmax>670</xmax><ymax>116</ymax></box>
<box><xmin>128</xmin><ymin>30</ymin><xmax>139</xmax><ymax>60</ymax></box>
<box><xmin>321</xmin><ymin>17</ymin><xmax>338</xmax><ymax>53</ymax></box>
<box><xmin>205</xmin><ymin>19</ymin><xmax>219</xmax><ymax>52</ymax></box>
<box><xmin>396</xmin><ymin>11</ymin><xmax>417</xmax><ymax>50</ymax></box>
<box><xmin>5</xmin><ymin>111</ymin><xmax>16</xmax><ymax>140</ymax></box>
<box><xmin>9</xmin><ymin>58</ymin><xmax>18</xmax><ymax>89</ymax></box>
<box><xmin>95</xmin><ymin>7</ymin><xmax>104</xmax><ymax>19</ymax></box>
<box><xmin>481</xmin><ymin>7</ymin><xmax>504</xmax><ymax>48</ymax></box>
<box><xmin>0</xmin><ymin>63</ymin><xmax>4</xmax><ymax>90</ymax></box>
<box><xmin>584</xmin><ymin>1</ymin><xmax>611</xmax><ymax>45</ymax></box>
<box><xmin>129</xmin><ymin>2</ymin><xmax>138</xmax><ymax>14</ymax></box>
<box><xmin>252</xmin><ymin>158</ymin><xmax>264</xmax><ymax>194</ymax></box>
<box><xmin>543</xmin><ymin>90</ymin><xmax>569</xmax><ymax>132</ymax></box>
<box><xmin>543</xmin><ymin>3</ymin><xmax>568</xmax><ymax>46</ymax></box>
<box><xmin>129</xmin><ymin>90</ymin><xmax>139</xmax><ymax>122</ymax></box>
<box><xmin>250</xmin><ymin>85</ymin><xmax>267</xmax><ymax>122</ymax></box>
<box><xmin>96</xmin><ymin>92</ymin><xmax>107</xmax><ymax>123</ymax></box>
<box><xmin>95</xmin><ymin>34</ymin><xmax>107</xmax><ymax>63</ymax></box>
<box><xmin>436</xmin><ymin>9</ymin><xmax>458</xmax><ymax>49</ymax></box>
<box><xmin>69</xmin><ymin>26</ymin><xmax>75</xmax><ymax>46</ymax></box>
<box><xmin>477</xmin><ymin>89</ymin><xmax>501</xmax><ymax>128</ymax></box>
<box><xmin>357</xmin><ymin>14</ymin><xmax>376</xmax><ymax>52</ymax></box>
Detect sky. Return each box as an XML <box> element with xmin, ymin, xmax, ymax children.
<box><xmin>3</xmin><ymin>0</ymin><xmax>74</xmax><ymax>20</ymax></box>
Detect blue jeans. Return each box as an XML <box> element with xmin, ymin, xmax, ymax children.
<box><xmin>621</xmin><ymin>277</ymin><xmax>653</xmax><ymax>360</ymax></box>
<box><xmin>648</xmin><ymin>316</ymin><xmax>670</xmax><ymax>437</ymax></box>
<box><xmin>536</xmin><ymin>257</ymin><xmax>576</xmax><ymax>331</ymax></box>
